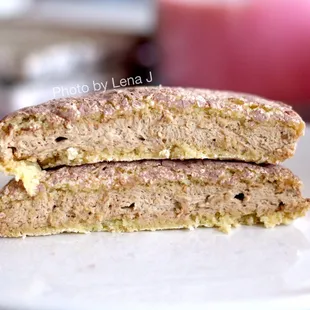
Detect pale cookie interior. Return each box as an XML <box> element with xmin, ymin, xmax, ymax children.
<box><xmin>0</xmin><ymin>160</ymin><xmax>42</xmax><ymax>196</ymax></box>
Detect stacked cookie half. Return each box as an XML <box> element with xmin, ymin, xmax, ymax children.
<box><xmin>0</xmin><ymin>87</ymin><xmax>309</xmax><ymax>237</ymax></box>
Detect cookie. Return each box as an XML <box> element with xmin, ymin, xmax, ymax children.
<box><xmin>0</xmin><ymin>87</ymin><xmax>304</xmax><ymax>195</ymax></box>
<box><xmin>0</xmin><ymin>160</ymin><xmax>308</xmax><ymax>237</ymax></box>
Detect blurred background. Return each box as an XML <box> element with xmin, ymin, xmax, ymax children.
<box><xmin>0</xmin><ymin>0</ymin><xmax>309</xmax><ymax>120</ymax></box>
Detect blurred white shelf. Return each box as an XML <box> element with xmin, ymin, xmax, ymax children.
<box><xmin>0</xmin><ymin>0</ymin><xmax>33</xmax><ymax>18</ymax></box>
<box><xmin>2</xmin><ymin>0</ymin><xmax>156</xmax><ymax>36</ymax></box>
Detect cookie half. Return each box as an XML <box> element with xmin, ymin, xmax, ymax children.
<box><xmin>0</xmin><ymin>87</ymin><xmax>305</xmax><ymax>195</ymax></box>
<box><xmin>0</xmin><ymin>160</ymin><xmax>308</xmax><ymax>237</ymax></box>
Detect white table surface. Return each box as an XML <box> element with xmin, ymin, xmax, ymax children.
<box><xmin>0</xmin><ymin>128</ymin><xmax>309</xmax><ymax>310</ymax></box>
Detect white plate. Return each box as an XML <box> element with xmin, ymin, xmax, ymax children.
<box><xmin>0</xmin><ymin>128</ymin><xmax>309</xmax><ymax>310</ymax></box>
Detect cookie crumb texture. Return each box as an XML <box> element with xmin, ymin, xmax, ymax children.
<box><xmin>0</xmin><ymin>87</ymin><xmax>305</xmax><ymax>195</ymax></box>
<box><xmin>0</xmin><ymin>160</ymin><xmax>308</xmax><ymax>237</ymax></box>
